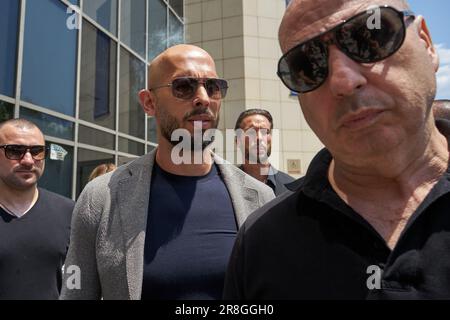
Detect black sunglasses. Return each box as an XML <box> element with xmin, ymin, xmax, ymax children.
<box><xmin>149</xmin><ymin>77</ymin><xmax>228</xmax><ymax>100</ymax></box>
<box><xmin>0</xmin><ymin>144</ymin><xmax>48</xmax><ymax>161</ymax></box>
<box><xmin>277</xmin><ymin>6</ymin><xmax>415</xmax><ymax>93</ymax></box>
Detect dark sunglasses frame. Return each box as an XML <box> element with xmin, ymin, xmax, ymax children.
<box><xmin>277</xmin><ymin>6</ymin><xmax>415</xmax><ymax>93</ymax></box>
<box><xmin>149</xmin><ymin>77</ymin><xmax>229</xmax><ymax>100</ymax></box>
<box><xmin>0</xmin><ymin>144</ymin><xmax>48</xmax><ymax>161</ymax></box>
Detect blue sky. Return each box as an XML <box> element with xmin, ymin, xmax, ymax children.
<box><xmin>408</xmin><ymin>0</ymin><xmax>450</xmax><ymax>99</ymax></box>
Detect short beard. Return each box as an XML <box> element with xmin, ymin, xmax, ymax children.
<box><xmin>158</xmin><ymin>106</ymin><xmax>219</xmax><ymax>151</ymax></box>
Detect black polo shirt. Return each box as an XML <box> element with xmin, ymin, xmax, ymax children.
<box><xmin>224</xmin><ymin>120</ymin><xmax>450</xmax><ymax>300</ymax></box>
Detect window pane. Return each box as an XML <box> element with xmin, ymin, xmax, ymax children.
<box><xmin>0</xmin><ymin>101</ymin><xmax>14</xmax><ymax>122</ymax></box>
<box><xmin>147</xmin><ymin>116</ymin><xmax>157</xmax><ymax>143</ymax></box>
<box><xmin>148</xmin><ymin>0</ymin><xmax>167</xmax><ymax>61</ymax></box>
<box><xmin>118</xmin><ymin>155</ymin><xmax>138</xmax><ymax>166</ymax></box>
<box><xmin>118</xmin><ymin>137</ymin><xmax>145</xmax><ymax>156</ymax></box>
<box><xmin>78</xmin><ymin>125</ymin><xmax>115</xmax><ymax>150</ymax></box>
<box><xmin>69</xmin><ymin>0</ymin><xmax>79</xmax><ymax>5</ymax></box>
<box><xmin>169</xmin><ymin>11</ymin><xmax>184</xmax><ymax>47</ymax></box>
<box><xmin>20</xmin><ymin>107</ymin><xmax>74</xmax><ymax>141</ymax></box>
<box><xmin>77</xmin><ymin>148</ymin><xmax>115</xmax><ymax>197</ymax></box>
<box><xmin>22</xmin><ymin>0</ymin><xmax>77</xmax><ymax>116</ymax></box>
<box><xmin>0</xmin><ymin>0</ymin><xmax>19</xmax><ymax>97</ymax></box>
<box><xmin>83</xmin><ymin>0</ymin><xmax>118</xmax><ymax>36</ymax></box>
<box><xmin>80</xmin><ymin>20</ymin><xmax>117</xmax><ymax>130</ymax></box>
<box><xmin>169</xmin><ymin>0</ymin><xmax>183</xmax><ymax>19</ymax></box>
<box><xmin>39</xmin><ymin>142</ymin><xmax>73</xmax><ymax>199</ymax></box>
<box><xmin>120</xmin><ymin>0</ymin><xmax>146</xmax><ymax>57</ymax></box>
<box><xmin>119</xmin><ymin>48</ymin><xmax>146</xmax><ymax>139</ymax></box>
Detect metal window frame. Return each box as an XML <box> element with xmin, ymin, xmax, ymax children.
<box><xmin>4</xmin><ymin>0</ymin><xmax>185</xmax><ymax>199</ymax></box>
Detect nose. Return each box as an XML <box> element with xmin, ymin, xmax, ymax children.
<box><xmin>192</xmin><ymin>83</ymin><xmax>210</xmax><ymax>108</ymax></box>
<box><xmin>327</xmin><ymin>45</ymin><xmax>367</xmax><ymax>97</ymax></box>
<box><xmin>20</xmin><ymin>151</ymin><xmax>35</xmax><ymax>165</ymax></box>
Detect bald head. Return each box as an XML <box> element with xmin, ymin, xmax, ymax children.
<box><xmin>279</xmin><ymin>0</ymin><xmax>410</xmax><ymax>53</ymax></box>
<box><xmin>148</xmin><ymin>44</ymin><xmax>217</xmax><ymax>88</ymax></box>
<box><xmin>0</xmin><ymin>119</ymin><xmax>42</xmax><ymax>136</ymax></box>
<box><xmin>0</xmin><ymin>119</ymin><xmax>44</xmax><ymax>146</ymax></box>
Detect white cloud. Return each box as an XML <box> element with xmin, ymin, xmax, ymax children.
<box><xmin>436</xmin><ymin>44</ymin><xmax>450</xmax><ymax>99</ymax></box>
<box><xmin>436</xmin><ymin>44</ymin><xmax>450</xmax><ymax>64</ymax></box>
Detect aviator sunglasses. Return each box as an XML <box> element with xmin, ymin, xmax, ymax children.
<box><xmin>149</xmin><ymin>77</ymin><xmax>229</xmax><ymax>100</ymax></box>
<box><xmin>0</xmin><ymin>144</ymin><xmax>48</xmax><ymax>161</ymax></box>
<box><xmin>277</xmin><ymin>6</ymin><xmax>415</xmax><ymax>93</ymax></box>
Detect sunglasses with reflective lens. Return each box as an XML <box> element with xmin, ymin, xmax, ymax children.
<box><xmin>0</xmin><ymin>144</ymin><xmax>48</xmax><ymax>161</ymax></box>
<box><xmin>149</xmin><ymin>77</ymin><xmax>228</xmax><ymax>100</ymax></box>
<box><xmin>277</xmin><ymin>6</ymin><xmax>415</xmax><ymax>93</ymax></box>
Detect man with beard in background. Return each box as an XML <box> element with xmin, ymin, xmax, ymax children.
<box><xmin>235</xmin><ymin>108</ymin><xmax>294</xmax><ymax>196</ymax></box>
<box><xmin>61</xmin><ymin>44</ymin><xmax>274</xmax><ymax>300</ymax></box>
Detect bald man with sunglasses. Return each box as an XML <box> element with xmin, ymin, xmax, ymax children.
<box><xmin>61</xmin><ymin>44</ymin><xmax>274</xmax><ymax>300</ymax></box>
<box><xmin>0</xmin><ymin>119</ymin><xmax>74</xmax><ymax>299</ymax></box>
<box><xmin>224</xmin><ymin>0</ymin><xmax>450</xmax><ymax>299</ymax></box>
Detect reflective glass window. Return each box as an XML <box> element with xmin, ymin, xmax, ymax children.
<box><xmin>0</xmin><ymin>101</ymin><xmax>14</xmax><ymax>122</ymax></box>
<box><xmin>76</xmin><ymin>148</ymin><xmax>115</xmax><ymax>197</ymax></box>
<box><xmin>147</xmin><ymin>116</ymin><xmax>157</xmax><ymax>143</ymax></box>
<box><xmin>83</xmin><ymin>0</ymin><xmax>118</xmax><ymax>36</ymax></box>
<box><xmin>119</xmin><ymin>48</ymin><xmax>146</xmax><ymax>139</ymax></box>
<box><xmin>78</xmin><ymin>125</ymin><xmax>115</xmax><ymax>150</ymax></box>
<box><xmin>118</xmin><ymin>155</ymin><xmax>138</xmax><ymax>166</ymax></box>
<box><xmin>148</xmin><ymin>0</ymin><xmax>167</xmax><ymax>61</ymax></box>
<box><xmin>118</xmin><ymin>137</ymin><xmax>145</xmax><ymax>156</ymax></box>
<box><xmin>120</xmin><ymin>0</ymin><xmax>146</xmax><ymax>57</ymax></box>
<box><xmin>20</xmin><ymin>107</ymin><xmax>74</xmax><ymax>141</ymax></box>
<box><xmin>0</xmin><ymin>0</ymin><xmax>19</xmax><ymax>97</ymax></box>
<box><xmin>22</xmin><ymin>0</ymin><xmax>77</xmax><ymax>116</ymax></box>
<box><xmin>169</xmin><ymin>0</ymin><xmax>183</xmax><ymax>19</ymax></box>
<box><xmin>39</xmin><ymin>142</ymin><xmax>73</xmax><ymax>199</ymax></box>
<box><xmin>69</xmin><ymin>0</ymin><xmax>79</xmax><ymax>5</ymax></box>
<box><xmin>80</xmin><ymin>20</ymin><xmax>117</xmax><ymax>130</ymax></box>
<box><xmin>169</xmin><ymin>11</ymin><xmax>184</xmax><ymax>47</ymax></box>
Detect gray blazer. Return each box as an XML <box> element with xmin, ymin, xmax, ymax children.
<box><xmin>60</xmin><ymin>149</ymin><xmax>275</xmax><ymax>300</ymax></box>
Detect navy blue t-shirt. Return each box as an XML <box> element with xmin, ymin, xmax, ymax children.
<box><xmin>141</xmin><ymin>163</ymin><xmax>237</xmax><ymax>300</ymax></box>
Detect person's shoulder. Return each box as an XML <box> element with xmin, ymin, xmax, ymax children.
<box><xmin>238</xmin><ymin>166</ymin><xmax>275</xmax><ymax>199</ymax></box>
<box><xmin>38</xmin><ymin>188</ymin><xmax>74</xmax><ymax>207</ymax></box>
<box><xmin>243</xmin><ymin>177</ymin><xmax>305</xmax><ymax>231</ymax></box>
<box><xmin>37</xmin><ymin>188</ymin><xmax>75</xmax><ymax>222</ymax></box>
<box><xmin>245</xmin><ymin>191</ymin><xmax>300</xmax><ymax>231</ymax></box>
<box><xmin>273</xmin><ymin>167</ymin><xmax>295</xmax><ymax>183</ymax></box>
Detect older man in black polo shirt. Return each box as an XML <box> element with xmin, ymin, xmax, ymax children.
<box><xmin>224</xmin><ymin>0</ymin><xmax>450</xmax><ymax>299</ymax></box>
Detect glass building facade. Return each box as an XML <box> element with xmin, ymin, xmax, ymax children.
<box><xmin>0</xmin><ymin>0</ymin><xmax>185</xmax><ymax>199</ymax></box>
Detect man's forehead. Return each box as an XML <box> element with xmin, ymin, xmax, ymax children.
<box><xmin>149</xmin><ymin>47</ymin><xmax>217</xmax><ymax>84</ymax></box>
<box><xmin>279</xmin><ymin>0</ymin><xmax>408</xmax><ymax>52</ymax></box>
<box><xmin>242</xmin><ymin>115</ymin><xmax>271</xmax><ymax>128</ymax></box>
<box><xmin>0</xmin><ymin>125</ymin><xmax>44</xmax><ymax>142</ymax></box>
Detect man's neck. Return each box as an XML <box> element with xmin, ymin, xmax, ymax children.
<box><xmin>328</xmin><ymin>126</ymin><xmax>449</xmax><ymax>249</ymax></box>
<box><xmin>155</xmin><ymin>141</ymin><xmax>214</xmax><ymax>176</ymax></box>
<box><xmin>242</xmin><ymin>162</ymin><xmax>271</xmax><ymax>183</ymax></box>
<box><xmin>329</xmin><ymin>125</ymin><xmax>449</xmax><ymax>220</ymax></box>
<box><xmin>0</xmin><ymin>183</ymin><xmax>39</xmax><ymax>217</ymax></box>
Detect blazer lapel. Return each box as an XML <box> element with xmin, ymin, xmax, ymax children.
<box><xmin>117</xmin><ymin>150</ymin><xmax>156</xmax><ymax>299</ymax></box>
<box><xmin>215</xmin><ymin>156</ymin><xmax>259</xmax><ymax>228</ymax></box>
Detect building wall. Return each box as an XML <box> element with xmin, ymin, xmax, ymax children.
<box><xmin>185</xmin><ymin>0</ymin><xmax>323</xmax><ymax>177</ymax></box>
<box><xmin>0</xmin><ymin>0</ymin><xmax>185</xmax><ymax>199</ymax></box>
